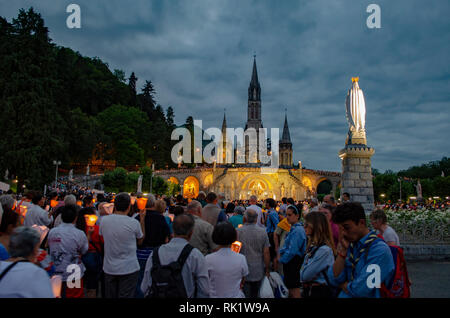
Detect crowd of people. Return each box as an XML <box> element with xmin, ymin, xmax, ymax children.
<box><xmin>0</xmin><ymin>187</ymin><xmax>406</xmax><ymax>298</ymax></box>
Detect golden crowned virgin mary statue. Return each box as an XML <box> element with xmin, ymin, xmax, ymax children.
<box><xmin>345</xmin><ymin>77</ymin><xmax>367</xmax><ymax>145</ymax></box>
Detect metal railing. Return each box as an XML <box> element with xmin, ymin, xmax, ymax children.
<box><xmin>390</xmin><ymin>220</ymin><xmax>450</xmax><ymax>244</ymax></box>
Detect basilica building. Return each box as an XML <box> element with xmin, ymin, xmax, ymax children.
<box><xmin>155</xmin><ymin>58</ymin><xmax>341</xmax><ymax>200</ymax></box>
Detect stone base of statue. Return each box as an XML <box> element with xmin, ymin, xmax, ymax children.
<box><xmin>339</xmin><ymin>144</ymin><xmax>375</xmax><ymax>214</ymax></box>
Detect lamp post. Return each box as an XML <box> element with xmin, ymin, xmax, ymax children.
<box><xmin>397</xmin><ymin>178</ymin><xmax>402</xmax><ymax>202</ymax></box>
<box><xmin>53</xmin><ymin>160</ymin><xmax>61</xmax><ymax>188</ymax></box>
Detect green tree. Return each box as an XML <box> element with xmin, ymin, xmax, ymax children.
<box><xmin>97</xmin><ymin>104</ymin><xmax>150</xmax><ymax>167</ymax></box>
<box><xmin>113</xmin><ymin>69</ymin><xmax>126</xmax><ymax>83</ymax></box>
<box><xmin>152</xmin><ymin>176</ymin><xmax>168</xmax><ymax>196</ymax></box>
<box><xmin>0</xmin><ymin>8</ymin><xmax>67</xmax><ymax>190</ymax></box>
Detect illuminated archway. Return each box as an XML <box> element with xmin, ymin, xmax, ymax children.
<box><xmin>242</xmin><ymin>179</ymin><xmax>269</xmax><ymax>199</ymax></box>
<box><xmin>183</xmin><ymin>176</ymin><xmax>199</xmax><ymax>199</ymax></box>
<box><xmin>168</xmin><ymin>177</ymin><xmax>179</xmax><ymax>184</ymax></box>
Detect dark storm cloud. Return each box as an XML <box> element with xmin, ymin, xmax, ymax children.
<box><xmin>1</xmin><ymin>0</ymin><xmax>449</xmax><ymax>172</ymax></box>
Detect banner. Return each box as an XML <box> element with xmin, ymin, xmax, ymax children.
<box><xmin>137</xmin><ymin>175</ymin><xmax>143</xmax><ymax>193</ymax></box>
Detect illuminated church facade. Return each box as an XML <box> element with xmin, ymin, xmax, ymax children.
<box><xmin>155</xmin><ymin>58</ymin><xmax>341</xmax><ymax>200</ymax></box>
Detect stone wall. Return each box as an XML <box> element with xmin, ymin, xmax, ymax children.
<box><xmin>403</xmin><ymin>244</ymin><xmax>450</xmax><ymax>261</ymax></box>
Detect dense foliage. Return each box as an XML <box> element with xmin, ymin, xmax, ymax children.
<box><xmin>373</xmin><ymin>157</ymin><xmax>450</xmax><ymax>202</ymax></box>
<box><xmin>0</xmin><ymin>8</ymin><xmax>178</xmax><ymax>191</ymax></box>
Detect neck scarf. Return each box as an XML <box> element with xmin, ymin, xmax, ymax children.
<box><xmin>348</xmin><ymin>231</ymin><xmax>379</xmax><ymax>281</ymax></box>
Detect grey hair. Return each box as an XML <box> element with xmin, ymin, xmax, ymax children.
<box><xmin>145</xmin><ymin>194</ymin><xmax>156</xmax><ymax>209</ymax></box>
<box><xmin>0</xmin><ymin>194</ymin><xmax>15</xmax><ymax>210</ymax></box>
<box><xmin>234</xmin><ymin>206</ymin><xmax>245</xmax><ymax>215</ymax></box>
<box><xmin>9</xmin><ymin>226</ymin><xmax>41</xmax><ymax>258</ymax></box>
<box><xmin>173</xmin><ymin>214</ymin><xmax>195</xmax><ymax>236</ymax></box>
<box><xmin>64</xmin><ymin>194</ymin><xmax>76</xmax><ymax>206</ymax></box>
<box><xmin>249</xmin><ymin>195</ymin><xmax>257</xmax><ymax>202</ymax></box>
<box><xmin>244</xmin><ymin>208</ymin><xmax>258</xmax><ymax>224</ymax></box>
<box><xmin>187</xmin><ymin>200</ymin><xmax>202</xmax><ymax>213</ymax></box>
<box><xmin>311</xmin><ymin>198</ymin><xmax>318</xmax><ymax>205</ymax></box>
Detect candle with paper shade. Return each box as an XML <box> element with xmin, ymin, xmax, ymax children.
<box><xmin>238</xmin><ymin>224</ymin><xmax>243</xmax><ymax>228</ymax></box>
<box><xmin>84</xmin><ymin>214</ymin><xmax>98</xmax><ymax>227</ymax></box>
<box><xmin>50</xmin><ymin>275</ymin><xmax>62</xmax><ymax>298</ymax></box>
<box><xmin>50</xmin><ymin>200</ymin><xmax>58</xmax><ymax>208</ymax></box>
<box><xmin>76</xmin><ymin>201</ymin><xmax>82</xmax><ymax>207</ymax></box>
<box><xmin>19</xmin><ymin>205</ymin><xmax>28</xmax><ymax>218</ymax></box>
<box><xmin>137</xmin><ymin>197</ymin><xmax>148</xmax><ymax>210</ymax></box>
<box><xmin>231</xmin><ymin>241</ymin><xmax>242</xmax><ymax>253</ymax></box>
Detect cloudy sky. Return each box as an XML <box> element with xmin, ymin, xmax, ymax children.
<box><xmin>1</xmin><ymin>0</ymin><xmax>449</xmax><ymax>172</ymax></box>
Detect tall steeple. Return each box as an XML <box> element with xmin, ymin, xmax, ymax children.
<box><xmin>279</xmin><ymin>108</ymin><xmax>293</xmax><ymax>167</ymax></box>
<box><xmin>245</xmin><ymin>56</ymin><xmax>264</xmax><ymax>164</ymax></box>
<box><xmin>221</xmin><ymin>109</ymin><xmax>227</xmax><ymax>133</ymax></box>
<box><xmin>221</xmin><ymin>109</ymin><xmax>231</xmax><ymax>164</ymax></box>
<box><xmin>281</xmin><ymin>110</ymin><xmax>291</xmax><ymax>143</ymax></box>
<box><xmin>248</xmin><ymin>55</ymin><xmax>261</xmax><ymax>101</ymax></box>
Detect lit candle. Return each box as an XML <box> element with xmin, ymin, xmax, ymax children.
<box><xmin>51</xmin><ymin>275</ymin><xmax>62</xmax><ymax>298</ymax></box>
<box><xmin>137</xmin><ymin>197</ymin><xmax>148</xmax><ymax>210</ymax></box>
<box><xmin>231</xmin><ymin>241</ymin><xmax>242</xmax><ymax>253</ymax></box>
<box><xmin>84</xmin><ymin>214</ymin><xmax>98</xmax><ymax>227</ymax></box>
<box><xmin>238</xmin><ymin>224</ymin><xmax>243</xmax><ymax>228</ymax></box>
<box><xmin>76</xmin><ymin>201</ymin><xmax>82</xmax><ymax>206</ymax></box>
<box><xmin>50</xmin><ymin>200</ymin><xmax>58</xmax><ymax>208</ymax></box>
<box><xmin>20</xmin><ymin>205</ymin><xmax>28</xmax><ymax>218</ymax></box>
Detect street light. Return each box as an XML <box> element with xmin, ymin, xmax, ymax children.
<box><xmin>53</xmin><ymin>160</ymin><xmax>61</xmax><ymax>187</ymax></box>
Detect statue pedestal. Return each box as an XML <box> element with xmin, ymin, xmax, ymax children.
<box><xmin>338</xmin><ymin>145</ymin><xmax>375</xmax><ymax>214</ymax></box>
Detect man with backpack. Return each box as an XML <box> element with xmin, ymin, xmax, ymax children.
<box><xmin>327</xmin><ymin>202</ymin><xmax>395</xmax><ymax>298</ymax></box>
<box><xmin>140</xmin><ymin>214</ymin><xmax>210</xmax><ymax>298</ymax></box>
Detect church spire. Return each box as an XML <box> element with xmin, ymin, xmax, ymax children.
<box><xmin>281</xmin><ymin>109</ymin><xmax>291</xmax><ymax>143</ymax></box>
<box><xmin>248</xmin><ymin>56</ymin><xmax>261</xmax><ymax>101</ymax></box>
<box><xmin>221</xmin><ymin>109</ymin><xmax>227</xmax><ymax>132</ymax></box>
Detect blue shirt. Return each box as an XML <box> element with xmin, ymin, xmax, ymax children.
<box><xmin>265</xmin><ymin>209</ymin><xmax>279</xmax><ymax>234</ymax></box>
<box><xmin>279</xmin><ymin>222</ymin><xmax>307</xmax><ymax>264</ymax></box>
<box><xmin>0</xmin><ymin>243</ymin><xmax>10</xmax><ymax>261</ymax></box>
<box><xmin>229</xmin><ymin>215</ymin><xmax>243</xmax><ymax>228</ymax></box>
<box><xmin>300</xmin><ymin>245</ymin><xmax>335</xmax><ymax>285</ymax></box>
<box><xmin>165</xmin><ymin>216</ymin><xmax>173</xmax><ymax>235</ymax></box>
<box><xmin>327</xmin><ymin>231</ymin><xmax>395</xmax><ymax>298</ymax></box>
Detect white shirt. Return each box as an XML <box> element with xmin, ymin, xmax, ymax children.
<box><xmin>48</xmin><ymin>223</ymin><xmax>89</xmax><ymax>281</ymax></box>
<box><xmin>205</xmin><ymin>248</ymin><xmax>248</xmax><ymax>298</ymax></box>
<box><xmin>99</xmin><ymin>214</ymin><xmax>143</xmax><ymax>275</ymax></box>
<box><xmin>0</xmin><ymin>261</ymin><xmax>54</xmax><ymax>298</ymax></box>
<box><xmin>246</xmin><ymin>205</ymin><xmax>264</xmax><ymax>228</ymax></box>
<box><xmin>140</xmin><ymin>238</ymin><xmax>210</xmax><ymax>298</ymax></box>
<box><xmin>379</xmin><ymin>226</ymin><xmax>400</xmax><ymax>246</ymax></box>
<box><xmin>24</xmin><ymin>203</ymin><xmax>53</xmax><ymax>227</ymax></box>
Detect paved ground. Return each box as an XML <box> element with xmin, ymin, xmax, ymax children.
<box><xmin>408</xmin><ymin>260</ymin><xmax>450</xmax><ymax>297</ymax></box>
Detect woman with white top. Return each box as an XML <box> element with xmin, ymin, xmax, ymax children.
<box><xmin>205</xmin><ymin>221</ymin><xmax>249</xmax><ymax>298</ymax></box>
<box><xmin>300</xmin><ymin>212</ymin><xmax>336</xmax><ymax>298</ymax></box>
<box><xmin>0</xmin><ymin>226</ymin><xmax>54</xmax><ymax>298</ymax></box>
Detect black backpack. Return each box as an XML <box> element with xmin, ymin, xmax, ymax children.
<box><xmin>147</xmin><ymin>244</ymin><xmax>194</xmax><ymax>298</ymax></box>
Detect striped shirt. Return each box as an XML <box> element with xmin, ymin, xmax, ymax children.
<box><xmin>237</xmin><ymin>224</ymin><xmax>270</xmax><ymax>282</ymax></box>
